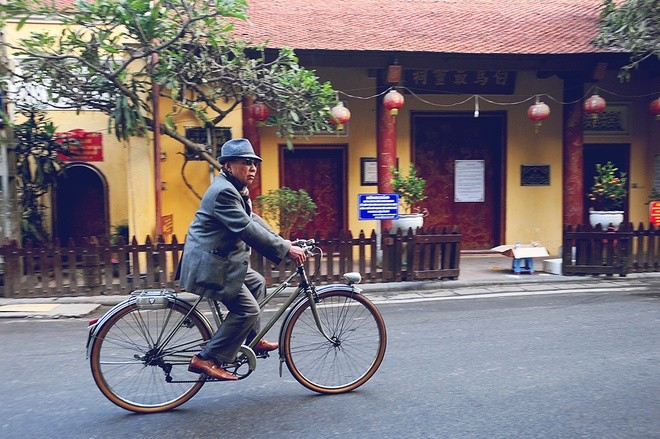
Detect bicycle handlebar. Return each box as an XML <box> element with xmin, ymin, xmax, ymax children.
<box><xmin>290</xmin><ymin>238</ymin><xmax>316</xmax><ymax>250</ymax></box>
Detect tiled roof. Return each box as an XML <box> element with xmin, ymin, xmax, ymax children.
<box><xmin>47</xmin><ymin>0</ymin><xmax>608</xmax><ymax>55</ymax></box>
<box><xmin>233</xmin><ymin>0</ymin><xmax>607</xmax><ymax>55</ymax></box>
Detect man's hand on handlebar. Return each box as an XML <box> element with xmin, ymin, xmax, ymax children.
<box><xmin>287</xmin><ymin>241</ymin><xmax>308</xmax><ymax>265</ymax></box>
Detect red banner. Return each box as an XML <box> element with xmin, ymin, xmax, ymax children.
<box><xmin>57</xmin><ymin>129</ymin><xmax>103</xmax><ymax>162</ymax></box>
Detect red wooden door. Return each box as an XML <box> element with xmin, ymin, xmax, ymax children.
<box><xmin>413</xmin><ymin>112</ymin><xmax>504</xmax><ymax>250</ymax></box>
<box><xmin>281</xmin><ymin>146</ymin><xmax>346</xmax><ymax>239</ymax></box>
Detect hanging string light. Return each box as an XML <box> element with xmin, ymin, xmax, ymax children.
<box><xmin>649</xmin><ymin>97</ymin><xmax>660</xmax><ymax>121</ymax></box>
<box><xmin>250</xmin><ymin>102</ymin><xmax>270</xmax><ymax>122</ymax></box>
<box><xmin>527</xmin><ymin>96</ymin><xmax>550</xmax><ymax>133</ymax></box>
<box><xmin>329</xmin><ymin>101</ymin><xmax>351</xmax><ymax>130</ymax></box>
<box><xmin>583</xmin><ymin>93</ymin><xmax>606</xmax><ymax>119</ymax></box>
<box><xmin>473</xmin><ymin>95</ymin><xmax>480</xmax><ymax>118</ymax></box>
<box><xmin>383</xmin><ymin>89</ymin><xmax>405</xmax><ymax>116</ymax></box>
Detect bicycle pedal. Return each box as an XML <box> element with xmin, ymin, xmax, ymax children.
<box><xmin>255</xmin><ymin>351</ymin><xmax>270</xmax><ymax>359</ymax></box>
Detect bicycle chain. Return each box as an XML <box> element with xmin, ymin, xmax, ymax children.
<box><xmin>164</xmin><ymin>352</ymin><xmax>269</xmax><ymax>383</ymax></box>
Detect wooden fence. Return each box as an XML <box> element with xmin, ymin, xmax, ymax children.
<box><xmin>251</xmin><ymin>226</ymin><xmax>462</xmax><ymax>285</ymax></box>
<box><xmin>562</xmin><ymin>222</ymin><xmax>660</xmax><ymax>276</ymax></box>
<box><xmin>0</xmin><ymin>226</ymin><xmax>462</xmax><ymax>298</ymax></box>
<box><xmin>0</xmin><ymin>235</ymin><xmax>183</xmax><ymax>298</ymax></box>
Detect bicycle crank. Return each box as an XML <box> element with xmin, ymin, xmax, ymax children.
<box><xmin>222</xmin><ymin>345</ymin><xmax>257</xmax><ymax>380</ymax></box>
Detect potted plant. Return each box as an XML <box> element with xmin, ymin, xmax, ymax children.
<box><xmin>586</xmin><ymin>161</ymin><xmax>627</xmax><ymax>229</ymax></box>
<box><xmin>390</xmin><ymin>163</ymin><xmax>428</xmax><ymax>233</ymax></box>
<box><xmin>253</xmin><ymin>187</ymin><xmax>317</xmax><ymax>239</ymax></box>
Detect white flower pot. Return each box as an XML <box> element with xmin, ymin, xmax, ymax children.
<box><xmin>390</xmin><ymin>213</ymin><xmax>425</xmax><ymax>234</ymax></box>
<box><xmin>589</xmin><ymin>211</ymin><xmax>624</xmax><ymax>230</ymax></box>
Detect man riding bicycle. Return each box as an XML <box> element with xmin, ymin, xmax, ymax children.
<box><xmin>178</xmin><ymin>138</ymin><xmax>307</xmax><ymax>381</ymax></box>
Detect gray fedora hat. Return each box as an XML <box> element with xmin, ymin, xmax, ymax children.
<box><xmin>218</xmin><ymin>138</ymin><xmax>262</xmax><ymax>164</ymax></box>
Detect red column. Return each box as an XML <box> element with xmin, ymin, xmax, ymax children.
<box><xmin>151</xmin><ymin>54</ymin><xmax>163</xmax><ymax>236</ymax></box>
<box><xmin>242</xmin><ymin>96</ymin><xmax>262</xmax><ymax>199</ymax></box>
<box><xmin>562</xmin><ymin>78</ymin><xmax>585</xmax><ymax>226</ymax></box>
<box><xmin>377</xmin><ymin>97</ymin><xmax>398</xmax><ymax>231</ymax></box>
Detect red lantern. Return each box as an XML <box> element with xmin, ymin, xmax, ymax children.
<box><xmin>330</xmin><ymin>102</ymin><xmax>351</xmax><ymax>130</ymax></box>
<box><xmin>527</xmin><ymin>100</ymin><xmax>550</xmax><ymax>133</ymax></box>
<box><xmin>583</xmin><ymin>94</ymin><xmax>606</xmax><ymax>119</ymax></box>
<box><xmin>250</xmin><ymin>102</ymin><xmax>270</xmax><ymax>122</ymax></box>
<box><xmin>649</xmin><ymin>97</ymin><xmax>660</xmax><ymax>121</ymax></box>
<box><xmin>383</xmin><ymin>89</ymin><xmax>404</xmax><ymax>116</ymax></box>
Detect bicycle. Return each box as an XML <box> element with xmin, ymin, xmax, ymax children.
<box><xmin>86</xmin><ymin>239</ymin><xmax>387</xmax><ymax>413</ymax></box>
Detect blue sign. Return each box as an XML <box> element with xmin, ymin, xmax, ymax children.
<box><xmin>358</xmin><ymin>194</ymin><xmax>399</xmax><ymax>220</ymax></box>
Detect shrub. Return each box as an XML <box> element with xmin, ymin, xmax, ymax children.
<box><xmin>390</xmin><ymin>163</ymin><xmax>427</xmax><ymax>214</ymax></box>
<box><xmin>587</xmin><ymin>161</ymin><xmax>627</xmax><ymax>211</ymax></box>
<box><xmin>254</xmin><ymin>187</ymin><xmax>317</xmax><ymax>239</ymax></box>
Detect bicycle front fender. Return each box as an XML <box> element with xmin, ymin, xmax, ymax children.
<box><xmin>276</xmin><ymin>283</ymin><xmax>363</xmax><ymax>357</ymax></box>
<box><xmin>85</xmin><ymin>289</ymin><xmax>204</xmax><ymax>358</ymax></box>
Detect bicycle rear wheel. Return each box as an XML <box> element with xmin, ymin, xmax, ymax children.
<box><xmin>282</xmin><ymin>290</ymin><xmax>387</xmax><ymax>393</ymax></box>
<box><xmin>89</xmin><ymin>301</ymin><xmax>212</xmax><ymax>413</ymax></box>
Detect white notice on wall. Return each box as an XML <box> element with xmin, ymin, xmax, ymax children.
<box><xmin>455</xmin><ymin>160</ymin><xmax>485</xmax><ymax>202</ymax></box>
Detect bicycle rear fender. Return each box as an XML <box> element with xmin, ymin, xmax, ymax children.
<box><xmin>85</xmin><ymin>289</ymin><xmax>209</xmax><ymax>358</ymax></box>
<box><xmin>276</xmin><ymin>283</ymin><xmax>363</xmax><ymax>358</ymax></box>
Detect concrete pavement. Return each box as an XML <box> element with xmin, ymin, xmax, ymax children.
<box><xmin>1</xmin><ymin>254</ymin><xmax>656</xmax><ymax>319</ymax></box>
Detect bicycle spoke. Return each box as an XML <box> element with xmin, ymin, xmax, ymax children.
<box><xmin>283</xmin><ymin>290</ymin><xmax>386</xmax><ymax>393</ymax></box>
<box><xmin>90</xmin><ymin>302</ymin><xmax>211</xmax><ymax>413</ymax></box>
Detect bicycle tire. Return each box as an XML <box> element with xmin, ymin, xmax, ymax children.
<box><xmin>89</xmin><ymin>301</ymin><xmax>212</xmax><ymax>413</ymax></box>
<box><xmin>282</xmin><ymin>290</ymin><xmax>387</xmax><ymax>393</ymax></box>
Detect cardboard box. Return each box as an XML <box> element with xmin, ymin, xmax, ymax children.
<box><xmin>491</xmin><ymin>244</ymin><xmax>550</xmax><ymax>259</ymax></box>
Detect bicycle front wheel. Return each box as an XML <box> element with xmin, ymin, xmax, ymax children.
<box><xmin>89</xmin><ymin>301</ymin><xmax>212</xmax><ymax>413</ymax></box>
<box><xmin>282</xmin><ymin>290</ymin><xmax>387</xmax><ymax>394</ymax></box>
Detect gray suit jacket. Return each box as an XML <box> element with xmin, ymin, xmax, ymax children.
<box><xmin>178</xmin><ymin>173</ymin><xmax>289</xmax><ymax>300</ymax></box>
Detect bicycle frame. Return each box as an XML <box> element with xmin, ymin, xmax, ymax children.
<box><xmin>251</xmin><ymin>264</ymin><xmax>338</xmax><ymax>347</ymax></box>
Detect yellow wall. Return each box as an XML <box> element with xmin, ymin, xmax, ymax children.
<box><xmin>160</xmin><ymin>105</ymin><xmax>244</xmax><ymax>239</ymax></box>
<box><xmin>506</xmin><ymin>72</ymin><xmax>564</xmax><ymax>253</ymax></box>
<box><xmin>257</xmin><ymin>67</ymin><xmax>380</xmax><ymax>236</ymax></box>
<box><xmin>20</xmin><ymin>111</ymin><xmax>132</xmax><ymax>237</ymax></box>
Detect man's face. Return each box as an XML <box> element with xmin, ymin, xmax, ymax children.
<box><xmin>226</xmin><ymin>158</ymin><xmax>259</xmax><ymax>187</ymax></box>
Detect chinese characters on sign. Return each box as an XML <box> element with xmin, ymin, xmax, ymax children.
<box><xmin>394</xmin><ymin>70</ymin><xmax>516</xmax><ymax>95</ymax></box>
<box><xmin>57</xmin><ymin>130</ymin><xmax>103</xmax><ymax>162</ymax></box>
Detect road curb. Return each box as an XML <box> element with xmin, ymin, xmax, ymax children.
<box><xmin>1</xmin><ymin>271</ymin><xmax>658</xmax><ymax>319</ymax></box>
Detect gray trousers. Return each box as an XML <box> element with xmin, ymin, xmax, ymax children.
<box><xmin>201</xmin><ymin>268</ymin><xmax>266</xmax><ymax>363</ymax></box>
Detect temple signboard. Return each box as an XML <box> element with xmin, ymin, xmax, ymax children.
<box><xmin>56</xmin><ymin>129</ymin><xmax>103</xmax><ymax>162</ymax></box>
<box><xmin>380</xmin><ymin>70</ymin><xmax>517</xmax><ymax>95</ymax></box>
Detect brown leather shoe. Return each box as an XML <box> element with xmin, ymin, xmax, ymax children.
<box><xmin>253</xmin><ymin>339</ymin><xmax>278</xmax><ymax>353</ymax></box>
<box><xmin>188</xmin><ymin>355</ymin><xmax>238</xmax><ymax>381</ymax></box>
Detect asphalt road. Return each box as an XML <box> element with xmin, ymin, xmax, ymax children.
<box><xmin>0</xmin><ymin>285</ymin><xmax>658</xmax><ymax>439</ymax></box>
